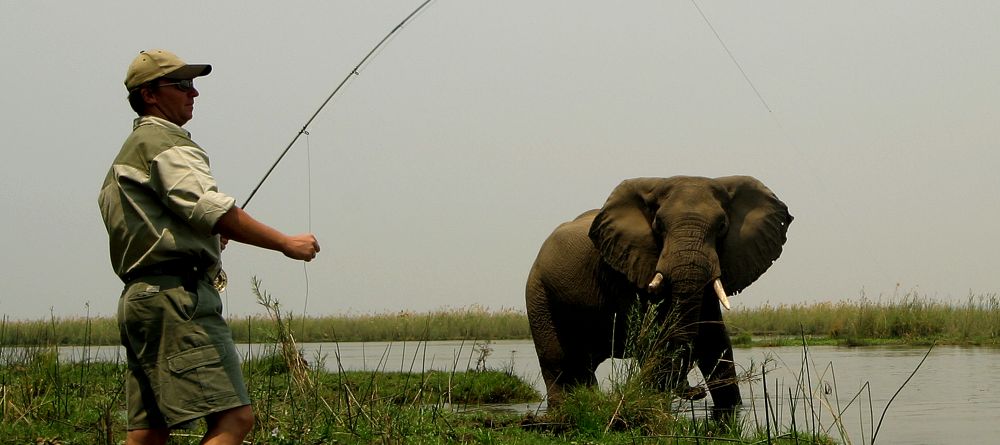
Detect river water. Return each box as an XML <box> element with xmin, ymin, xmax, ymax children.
<box><xmin>52</xmin><ymin>340</ymin><xmax>996</xmax><ymax>444</ymax></box>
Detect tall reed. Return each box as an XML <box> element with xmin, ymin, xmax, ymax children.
<box><xmin>728</xmin><ymin>292</ymin><xmax>1000</xmax><ymax>346</ymax></box>
<box><xmin>0</xmin><ymin>306</ymin><xmax>530</xmax><ymax>346</ymax></box>
<box><xmin>241</xmin><ymin>305</ymin><xmax>530</xmax><ymax>343</ymax></box>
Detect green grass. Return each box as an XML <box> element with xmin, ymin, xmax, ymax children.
<box><xmin>244</xmin><ymin>305</ymin><xmax>531</xmax><ymax>343</ymax></box>
<box><xmin>0</xmin><ymin>305</ymin><xmax>531</xmax><ymax>347</ymax></box>
<box><xmin>0</xmin><ymin>338</ymin><xmax>843</xmax><ymax>444</ymax></box>
<box><xmin>0</xmin><ymin>344</ymin><xmax>540</xmax><ymax>445</ymax></box>
<box><xmin>0</xmin><ymin>347</ymin><xmax>124</xmax><ymax>445</ymax></box>
<box><xmin>0</xmin><ymin>335</ymin><xmax>841</xmax><ymax>444</ymax></box>
<box><xmin>0</xmin><ymin>280</ymin><xmax>871</xmax><ymax>444</ymax></box>
<box><xmin>727</xmin><ymin>292</ymin><xmax>1000</xmax><ymax>347</ymax></box>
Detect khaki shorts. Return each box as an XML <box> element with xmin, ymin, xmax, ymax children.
<box><xmin>118</xmin><ymin>274</ymin><xmax>250</xmax><ymax>429</ymax></box>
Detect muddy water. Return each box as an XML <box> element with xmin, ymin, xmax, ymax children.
<box><xmin>54</xmin><ymin>340</ymin><xmax>997</xmax><ymax>444</ymax></box>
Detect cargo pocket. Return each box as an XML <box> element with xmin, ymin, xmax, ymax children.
<box><xmin>168</xmin><ymin>344</ymin><xmax>226</xmax><ymax>374</ymax></box>
<box><xmin>164</xmin><ymin>344</ymin><xmax>233</xmax><ymax>409</ymax></box>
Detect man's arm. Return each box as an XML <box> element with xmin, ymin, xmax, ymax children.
<box><xmin>213</xmin><ymin>206</ymin><xmax>320</xmax><ymax>261</ymax></box>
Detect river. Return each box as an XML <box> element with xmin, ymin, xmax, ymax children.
<box><xmin>53</xmin><ymin>340</ymin><xmax>996</xmax><ymax>444</ymax></box>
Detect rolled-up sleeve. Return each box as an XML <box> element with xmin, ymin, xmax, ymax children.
<box><xmin>150</xmin><ymin>145</ymin><xmax>236</xmax><ymax>235</ymax></box>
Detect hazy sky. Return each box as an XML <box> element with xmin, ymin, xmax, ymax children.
<box><xmin>2</xmin><ymin>1</ymin><xmax>998</xmax><ymax>320</ymax></box>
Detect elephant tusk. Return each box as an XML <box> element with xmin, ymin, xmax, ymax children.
<box><xmin>714</xmin><ymin>279</ymin><xmax>731</xmax><ymax>310</ymax></box>
<box><xmin>648</xmin><ymin>273</ymin><xmax>664</xmax><ymax>292</ymax></box>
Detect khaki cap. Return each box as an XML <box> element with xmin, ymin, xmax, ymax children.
<box><xmin>124</xmin><ymin>49</ymin><xmax>211</xmax><ymax>91</ymax></box>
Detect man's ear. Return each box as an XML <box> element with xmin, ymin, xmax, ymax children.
<box><xmin>140</xmin><ymin>84</ymin><xmax>158</xmax><ymax>107</ymax></box>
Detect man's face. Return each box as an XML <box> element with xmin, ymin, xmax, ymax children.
<box><xmin>142</xmin><ymin>78</ymin><xmax>199</xmax><ymax>126</ymax></box>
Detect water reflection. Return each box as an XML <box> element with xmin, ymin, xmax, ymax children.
<box><xmin>39</xmin><ymin>341</ymin><xmax>999</xmax><ymax>444</ymax></box>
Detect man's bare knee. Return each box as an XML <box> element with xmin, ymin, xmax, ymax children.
<box><xmin>126</xmin><ymin>428</ymin><xmax>169</xmax><ymax>445</ymax></box>
<box><xmin>205</xmin><ymin>405</ymin><xmax>254</xmax><ymax>441</ymax></box>
<box><xmin>228</xmin><ymin>405</ymin><xmax>254</xmax><ymax>432</ymax></box>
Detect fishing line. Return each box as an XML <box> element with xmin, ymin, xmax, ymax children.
<box><xmin>689</xmin><ymin>0</ymin><xmax>893</xmax><ymax>289</ymax></box>
<box><xmin>241</xmin><ymin>0</ymin><xmax>436</xmax><ymax>209</ymax></box>
<box><xmin>301</xmin><ymin>130</ymin><xmax>313</xmax><ymax>333</ymax></box>
<box><xmin>689</xmin><ymin>0</ymin><xmax>772</xmax><ymax>114</ymax></box>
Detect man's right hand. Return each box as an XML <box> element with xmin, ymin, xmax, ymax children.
<box><xmin>283</xmin><ymin>234</ymin><xmax>320</xmax><ymax>261</ymax></box>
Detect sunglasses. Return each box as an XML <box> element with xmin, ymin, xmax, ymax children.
<box><xmin>159</xmin><ymin>79</ymin><xmax>195</xmax><ymax>92</ymax></box>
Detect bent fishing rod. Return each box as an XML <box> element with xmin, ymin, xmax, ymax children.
<box><xmin>241</xmin><ymin>0</ymin><xmax>435</xmax><ymax>209</ymax></box>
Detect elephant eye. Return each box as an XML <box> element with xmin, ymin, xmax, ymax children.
<box><xmin>717</xmin><ymin>217</ymin><xmax>729</xmax><ymax>234</ymax></box>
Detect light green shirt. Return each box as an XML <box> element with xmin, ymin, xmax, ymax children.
<box><xmin>98</xmin><ymin>116</ymin><xmax>235</xmax><ymax>282</ymax></box>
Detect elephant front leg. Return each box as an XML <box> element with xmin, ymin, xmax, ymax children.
<box><xmin>668</xmin><ymin>294</ymin><xmax>706</xmax><ymax>397</ymax></box>
<box><xmin>695</xmin><ymin>300</ymin><xmax>742</xmax><ymax>421</ymax></box>
<box><xmin>656</xmin><ymin>342</ymin><xmax>706</xmax><ymax>401</ymax></box>
<box><xmin>697</xmin><ymin>343</ymin><xmax>741</xmax><ymax>421</ymax></box>
<box><xmin>642</xmin><ymin>296</ymin><xmax>706</xmax><ymax>400</ymax></box>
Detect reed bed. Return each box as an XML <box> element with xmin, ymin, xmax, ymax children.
<box><xmin>5</xmin><ymin>292</ymin><xmax>998</xmax><ymax>347</ymax></box>
<box><xmin>728</xmin><ymin>292</ymin><xmax>1000</xmax><ymax>346</ymax></box>
<box><xmin>0</xmin><ymin>306</ymin><xmax>531</xmax><ymax>347</ymax></box>
<box><xmin>236</xmin><ymin>304</ymin><xmax>531</xmax><ymax>344</ymax></box>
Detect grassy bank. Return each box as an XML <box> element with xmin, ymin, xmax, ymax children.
<box><xmin>0</xmin><ymin>344</ymin><xmax>539</xmax><ymax>444</ymax></box>
<box><xmin>1</xmin><ymin>285</ymin><xmax>844</xmax><ymax>445</ymax></box>
<box><xmin>2</xmin><ymin>282</ymin><xmax>841</xmax><ymax>444</ymax></box>
<box><xmin>1</xmin><ymin>344</ymin><xmax>842</xmax><ymax>444</ymax></box>
<box><xmin>4</xmin><ymin>293</ymin><xmax>997</xmax><ymax>346</ymax></box>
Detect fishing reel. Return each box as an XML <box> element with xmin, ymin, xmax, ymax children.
<box><xmin>213</xmin><ymin>269</ymin><xmax>228</xmax><ymax>292</ymax></box>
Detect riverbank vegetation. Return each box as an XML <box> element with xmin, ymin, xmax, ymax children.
<box><xmin>728</xmin><ymin>292</ymin><xmax>1000</xmax><ymax>347</ymax></box>
<box><xmin>0</xmin><ymin>343</ymin><xmax>840</xmax><ymax>444</ymax></box>
<box><xmin>1</xmin><ymin>283</ymin><xmax>844</xmax><ymax>444</ymax></box>
<box><xmin>4</xmin><ymin>293</ymin><xmax>997</xmax><ymax>347</ymax></box>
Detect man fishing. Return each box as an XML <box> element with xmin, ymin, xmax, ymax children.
<box><xmin>98</xmin><ymin>49</ymin><xmax>320</xmax><ymax>444</ymax></box>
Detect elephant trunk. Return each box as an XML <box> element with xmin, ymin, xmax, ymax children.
<box><xmin>646</xmin><ymin>241</ymin><xmax>730</xmax><ymax>309</ymax></box>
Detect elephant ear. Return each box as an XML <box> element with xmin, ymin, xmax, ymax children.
<box><xmin>715</xmin><ymin>176</ymin><xmax>793</xmax><ymax>295</ymax></box>
<box><xmin>588</xmin><ymin>178</ymin><xmax>672</xmax><ymax>289</ymax></box>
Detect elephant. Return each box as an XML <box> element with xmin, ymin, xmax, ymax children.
<box><xmin>525</xmin><ymin>175</ymin><xmax>791</xmax><ymax>418</ymax></box>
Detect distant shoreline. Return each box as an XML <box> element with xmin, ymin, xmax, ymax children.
<box><xmin>3</xmin><ymin>293</ymin><xmax>997</xmax><ymax>347</ymax></box>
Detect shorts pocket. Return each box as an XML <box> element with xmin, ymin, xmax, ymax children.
<box><xmin>126</xmin><ymin>290</ymin><xmax>160</xmax><ymax>302</ymax></box>
<box><xmin>167</xmin><ymin>344</ymin><xmax>225</xmax><ymax>374</ymax></box>
<box><xmin>161</xmin><ymin>343</ymin><xmax>247</xmax><ymax>422</ymax></box>
<box><xmin>163</xmin><ymin>286</ymin><xmax>200</xmax><ymax>322</ymax></box>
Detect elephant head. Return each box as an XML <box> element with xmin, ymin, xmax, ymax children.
<box><xmin>589</xmin><ymin>175</ymin><xmax>792</xmax><ymax>311</ymax></box>
<box><xmin>586</xmin><ymin>175</ymin><xmax>791</xmax><ymax>403</ymax></box>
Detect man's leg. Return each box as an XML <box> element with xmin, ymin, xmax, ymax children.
<box><xmin>126</xmin><ymin>428</ymin><xmax>170</xmax><ymax>445</ymax></box>
<box><xmin>120</xmin><ymin>282</ymin><xmax>172</xmax><ymax>445</ymax></box>
<box><xmin>201</xmin><ymin>405</ymin><xmax>254</xmax><ymax>445</ymax></box>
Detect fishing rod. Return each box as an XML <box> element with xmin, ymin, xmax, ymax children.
<box><xmin>212</xmin><ymin>0</ymin><xmax>434</xmax><ymax>293</ymax></box>
<box><xmin>241</xmin><ymin>0</ymin><xmax>435</xmax><ymax>209</ymax></box>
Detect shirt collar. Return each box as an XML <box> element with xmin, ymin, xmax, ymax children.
<box><xmin>133</xmin><ymin>115</ymin><xmax>191</xmax><ymax>137</ymax></box>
